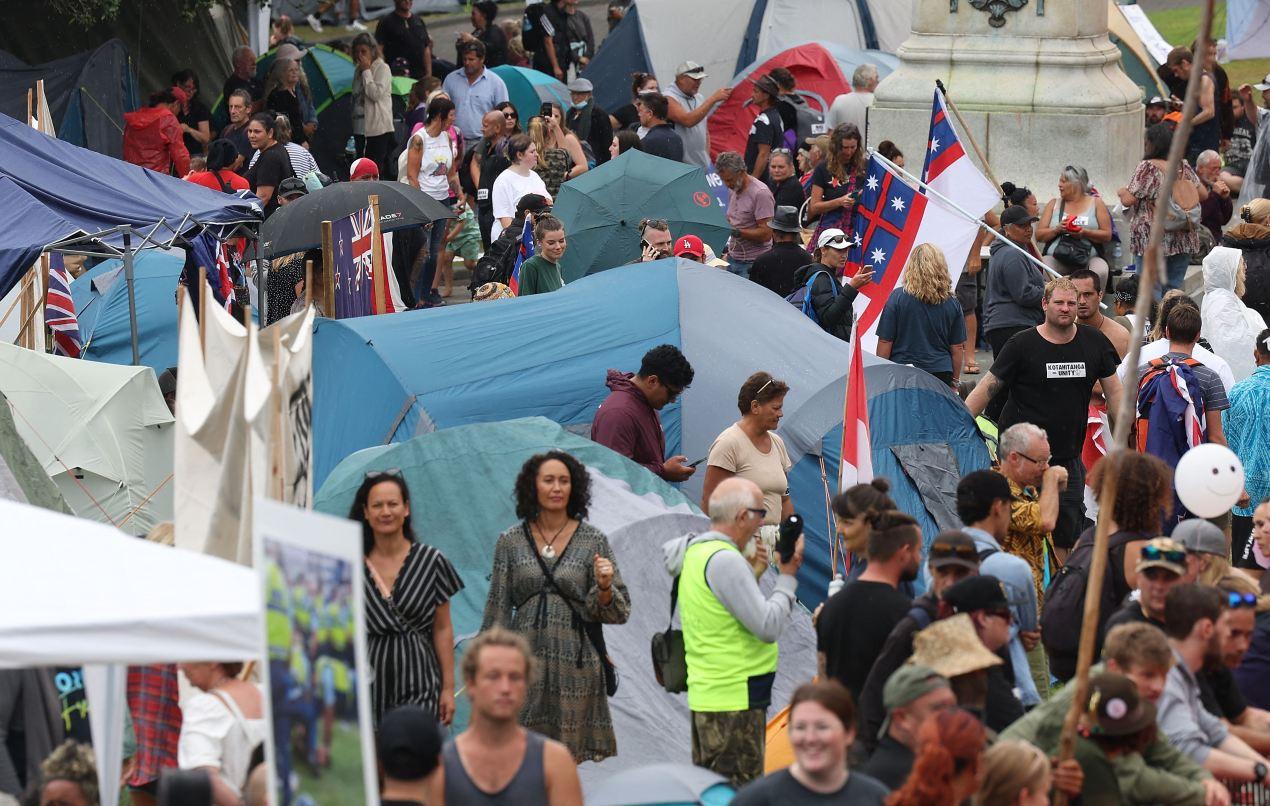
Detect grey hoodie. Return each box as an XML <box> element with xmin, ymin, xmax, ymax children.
<box><xmin>662</xmin><ymin>531</ymin><xmax>797</xmax><ymax>643</ymax></box>
<box><xmin>983</xmin><ymin>238</ymin><xmax>1045</xmax><ymax>332</ymax></box>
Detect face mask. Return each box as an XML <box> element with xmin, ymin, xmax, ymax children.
<box><xmin>571</xmin><ymin>100</ymin><xmax>589</xmax><ymax>110</ymax></box>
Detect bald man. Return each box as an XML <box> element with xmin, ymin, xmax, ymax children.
<box><xmin>473</xmin><ymin>108</ymin><xmax>513</xmax><ymax>247</ymax></box>
<box><xmin>662</xmin><ymin>475</ymin><xmax>804</xmax><ymax>787</ymax></box>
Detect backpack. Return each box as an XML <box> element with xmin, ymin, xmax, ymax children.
<box><xmin>521</xmin><ymin>4</ymin><xmax>550</xmax><ymax>54</ymax></box>
<box><xmin>1040</xmin><ymin>530</ymin><xmax>1140</xmax><ymax>681</ymax></box>
<box><xmin>785</xmin><ymin>269</ymin><xmax>835</xmax><ymax>325</ymax></box>
<box><xmin>1134</xmin><ymin>356</ymin><xmax>1207</xmax><ymax>468</ymax></box>
<box><xmin>1163</xmin><ymin>167</ymin><xmax>1201</xmax><ymax>232</ymax></box>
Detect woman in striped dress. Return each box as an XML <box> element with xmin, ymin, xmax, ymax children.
<box><xmin>352</xmin><ymin>470</ymin><xmax>463</xmax><ymax>726</ymax></box>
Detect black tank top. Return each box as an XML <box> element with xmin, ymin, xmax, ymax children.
<box><xmin>443</xmin><ymin>731</ymin><xmax>547</xmax><ymax>805</ymax></box>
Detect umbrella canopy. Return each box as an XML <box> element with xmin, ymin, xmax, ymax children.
<box><xmin>491</xmin><ymin>64</ymin><xmax>570</xmax><ymax>124</ymax></box>
<box><xmin>0</xmin><ymin>498</ymin><xmax>261</xmax><ymax>667</ymax></box>
<box><xmin>72</xmin><ymin>251</ymin><xmax>183</xmax><ymax>371</ymax></box>
<box><xmin>0</xmin><ymin>341</ymin><xmax>173</xmax><ymax>535</ymax></box>
<box><xmin>588</xmin><ymin>764</ymin><xmax>734</xmax><ymax>805</ymax></box>
<box><xmin>259</xmin><ymin>180</ymin><xmax>454</xmax><ymax>258</ymax></box>
<box><xmin>553</xmin><ymin>150</ymin><xmax>730</xmax><ymax>282</ymax></box>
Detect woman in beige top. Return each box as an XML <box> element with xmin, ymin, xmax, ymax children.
<box><xmin>700</xmin><ymin>371</ymin><xmax>793</xmax><ymax>528</ymax></box>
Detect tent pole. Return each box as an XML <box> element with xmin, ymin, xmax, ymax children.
<box><xmin>122</xmin><ymin>230</ymin><xmax>141</xmax><ymax>366</ymax></box>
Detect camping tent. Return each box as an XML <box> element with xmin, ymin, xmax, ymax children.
<box><xmin>310</xmin><ymin>261</ymin><xmax>990</xmax><ymax>603</ymax></box>
<box><xmin>314</xmin><ymin>417</ymin><xmax>818</xmax><ymax>788</ymax></box>
<box><xmin>0</xmin><ymin>40</ymin><xmax>138</xmax><ymax>158</ymax></box>
<box><xmin>707</xmin><ymin>42</ymin><xmax>898</xmax><ymax>160</ymax></box>
<box><xmin>1227</xmin><ymin>0</ymin><xmax>1270</xmax><ymax>60</ymax></box>
<box><xmin>581</xmin><ymin>0</ymin><xmax>912</xmax><ymax>114</ymax></box>
<box><xmin>72</xmin><ymin>252</ymin><xmax>183</xmax><ymax>371</ymax></box>
<box><xmin>0</xmin><ymin>390</ymin><xmax>70</xmax><ymax>513</ymax></box>
<box><xmin>1108</xmin><ymin>2</ymin><xmax>1169</xmax><ymax>101</ymax></box>
<box><xmin>0</xmin><ymin>342</ymin><xmax>174</xmax><ymax>536</ymax></box>
<box><xmin>0</xmin><ymin>114</ymin><xmax>261</xmax><ymax>298</ymax></box>
<box><xmin>491</xmin><ymin>65</ymin><xmax>572</xmax><ymax>126</ymax></box>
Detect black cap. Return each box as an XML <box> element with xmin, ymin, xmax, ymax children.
<box><xmin>377</xmin><ymin>706</ymin><xmax>443</xmax><ymax>781</ymax></box>
<box><xmin>769</xmin><ymin>205</ymin><xmax>802</xmax><ymax>233</ymax></box>
<box><xmin>278</xmin><ymin>177</ymin><xmax>308</xmax><ymax>199</ymax></box>
<box><xmin>516</xmin><ymin>193</ymin><xmax>552</xmax><ymax>216</ymax></box>
<box><xmin>1000</xmin><ymin>205</ymin><xmax>1039</xmax><ymax>227</ymax></box>
<box><xmin>943</xmin><ymin>574</ymin><xmax>1009</xmax><ymax>613</ymax></box>
<box><xmin>928</xmin><ymin>530</ymin><xmax>980</xmax><ymax>571</ymax></box>
<box><xmin>1086</xmin><ymin>673</ymin><xmax>1156</xmax><ymax>737</ymax></box>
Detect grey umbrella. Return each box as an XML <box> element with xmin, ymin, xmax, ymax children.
<box><xmin>586</xmin><ymin>763</ymin><xmax>733</xmax><ymax>805</ymax></box>
<box><xmin>258</xmin><ymin>180</ymin><xmax>454</xmax><ymax>258</ymax></box>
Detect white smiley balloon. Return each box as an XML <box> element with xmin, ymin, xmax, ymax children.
<box><xmin>1174</xmin><ymin>444</ymin><xmax>1246</xmax><ymax>518</ymax></box>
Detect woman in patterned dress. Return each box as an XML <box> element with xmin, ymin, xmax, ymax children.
<box><xmin>806</xmin><ymin>123</ymin><xmax>865</xmax><ymax>253</ymax></box>
<box><xmin>481</xmin><ymin>451</ymin><xmax>630</xmax><ymax>761</ymax></box>
<box><xmin>351</xmin><ymin>470</ymin><xmax>463</xmax><ymax>726</ymax></box>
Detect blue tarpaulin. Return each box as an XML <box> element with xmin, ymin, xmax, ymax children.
<box><xmin>0</xmin><ymin>177</ymin><xmax>79</xmax><ymax>299</ymax></box>
<box><xmin>0</xmin><ymin>112</ymin><xmax>261</xmax><ymax>297</ymax></box>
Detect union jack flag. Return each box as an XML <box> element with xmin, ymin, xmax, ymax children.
<box><xmin>44</xmin><ymin>253</ymin><xmax>82</xmax><ymax>358</ymax></box>
<box><xmin>182</xmin><ymin>230</ymin><xmax>241</xmax><ymax>312</ymax></box>
<box><xmin>843</xmin><ymin>155</ymin><xmax>929</xmax><ymax>346</ymax></box>
<box><xmin>331</xmin><ymin>204</ymin><xmax>376</xmax><ymax>318</ymax></box>
<box><xmin>508</xmin><ymin>218</ymin><xmax>534</xmax><ymax>297</ymax></box>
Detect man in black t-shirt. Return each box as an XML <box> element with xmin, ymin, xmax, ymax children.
<box><xmin>745</xmin><ymin>73</ymin><xmax>784</xmax><ymax>183</ymax></box>
<box><xmin>376</xmin><ymin>0</ymin><xmax>433</xmax><ymax>79</ymax></box>
<box><xmin>817</xmin><ymin>512</ymin><xmax>921</xmax><ymax>702</ymax></box>
<box><xmin>222</xmin><ymin>46</ymin><xmax>264</xmax><ymax>113</ymax></box>
<box><xmin>472</xmin><ymin>110</ymin><xmax>511</xmax><ymax>247</ymax></box>
<box><xmin>967</xmin><ymin>277</ymin><xmax>1122</xmax><ymax>548</ymax></box>
<box><xmin>749</xmin><ymin>206</ymin><xmax>809</xmax><ymax>298</ymax></box>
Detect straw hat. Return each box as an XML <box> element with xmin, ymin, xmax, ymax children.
<box><xmin>908</xmin><ymin>614</ymin><xmax>1002</xmax><ymax>678</ymax></box>
<box><xmin>473</xmin><ymin>282</ymin><xmax>514</xmax><ymax>301</ymax></box>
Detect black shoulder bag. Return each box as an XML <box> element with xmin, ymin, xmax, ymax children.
<box><xmin>523</xmin><ymin>524</ymin><xmax>619</xmax><ymax>697</ymax></box>
<box><xmin>1050</xmin><ymin>199</ymin><xmax>1092</xmax><ymax>270</ymax></box>
<box><xmin>650</xmin><ymin>574</ymin><xmax>688</xmax><ymax>693</ymax></box>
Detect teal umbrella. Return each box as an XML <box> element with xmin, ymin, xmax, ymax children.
<box><xmin>490</xmin><ymin>64</ymin><xmax>571</xmax><ymax>124</ymax></box>
<box><xmin>553</xmin><ymin>149</ymin><xmax>731</xmax><ymax>282</ymax></box>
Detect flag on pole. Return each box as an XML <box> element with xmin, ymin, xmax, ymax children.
<box><xmin>44</xmin><ymin>253</ymin><xmax>82</xmax><ymax>359</ymax></box>
<box><xmin>330</xmin><ymin>205</ymin><xmax>376</xmax><ymax>318</ymax></box>
<box><xmin>182</xmin><ymin>230</ymin><xmax>242</xmax><ymax>312</ymax></box>
<box><xmin>839</xmin><ymin>330</ymin><xmax>873</xmax><ymax>491</ymax></box>
<box><xmin>845</xmin><ymin>87</ymin><xmax>998</xmax><ymax>351</ymax></box>
<box><xmin>508</xmin><ymin>218</ymin><xmax>534</xmax><ymax>297</ymax></box>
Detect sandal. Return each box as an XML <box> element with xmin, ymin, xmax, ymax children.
<box><xmin>964</xmin><ymin>362</ymin><xmax>981</xmax><ymax>375</ymax></box>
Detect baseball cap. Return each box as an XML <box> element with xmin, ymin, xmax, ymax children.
<box><xmin>753</xmin><ymin>73</ymin><xmax>781</xmax><ymax>98</ymax></box>
<box><xmin>275</xmin><ymin>43</ymin><xmax>307</xmax><ymax>61</ymax></box>
<box><xmin>673</xmin><ymin>234</ymin><xmax>704</xmax><ymax>259</ymax></box>
<box><xmin>878</xmin><ymin>665</ymin><xmax>950</xmax><ymax>739</ymax></box>
<box><xmin>928</xmin><ymin>530</ymin><xmax>980</xmax><ymax>571</ymax></box>
<box><xmin>1000</xmin><ymin>205</ymin><xmax>1039</xmax><ymax>227</ymax></box>
<box><xmin>1173</xmin><ymin>519</ymin><xmax>1225</xmax><ymax>557</ymax></box>
<box><xmin>1085</xmin><ymin>673</ymin><xmax>1156</xmax><ymax>737</ymax></box>
<box><xmin>1135</xmin><ymin>537</ymin><xmax>1186</xmax><ymax>577</ymax></box>
<box><xmin>816</xmin><ymin>228</ymin><xmax>850</xmax><ymax>250</ymax></box>
<box><xmin>350</xmin><ymin>157</ymin><xmax>380</xmax><ymax>180</ymax></box>
<box><xmin>567</xmin><ymin>77</ymin><xmax>594</xmax><ymax>93</ymax></box>
<box><xmin>515</xmin><ymin>193</ymin><xmax>552</xmax><ymax>216</ymax></box>
<box><xmin>675</xmin><ymin>61</ymin><xmax>708</xmax><ymax>79</ymax></box>
<box><xmin>1255</xmin><ymin>73</ymin><xmax>1270</xmax><ymax>92</ymax></box>
<box><xmin>1146</xmin><ymin>96</ymin><xmax>1167</xmax><ymax>108</ymax></box>
<box><xmin>943</xmin><ymin>574</ymin><xmax>1010</xmax><ymax>614</ymax></box>
<box><xmin>377</xmin><ymin>705</ymin><xmax>443</xmax><ymax>781</ymax></box>
<box><xmin>277</xmin><ymin>177</ymin><xmax>308</xmax><ymax>199</ymax></box>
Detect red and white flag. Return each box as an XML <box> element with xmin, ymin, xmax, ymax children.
<box><xmin>839</xmin><ymin>331</ymin><xmax>873</xmax><ymax>490</ymax></box>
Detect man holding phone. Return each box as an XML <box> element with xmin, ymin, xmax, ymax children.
<box><xmin>591</xmin><ymin>345</ymin><xmax>697</xmax><ymax>482</ymax></box>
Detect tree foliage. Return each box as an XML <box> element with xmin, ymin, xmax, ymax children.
<box><xmin>48</xmin><ymin>0</ymin><xmax>217</xmax><ymax>27</ymax></box>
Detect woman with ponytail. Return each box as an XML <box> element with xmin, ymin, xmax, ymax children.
<box><xmin>831</xmin><ymin>478</ymin><xmax>896</xmax><ymax>557</ymax></box>
<box><xmin>184</xmin><ymin>139</ymin><xmax>249</xmax><ymax>193</ymax></box>
<box><xmin>887</xmin><ymin>709</ymin><xmax>986</xmax><ymax>806</ymax></box>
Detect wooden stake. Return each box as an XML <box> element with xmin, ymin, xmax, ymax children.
<box><xmin>197</xmin><ymin>267</ymin><xmax>208</xmax><ymax>356</ymax></box>
<box><xmin>26</xmin><ymin>88</ymin><xmax>32</xmax><ymax>125</ymax></box>
<box><xmin>39</xmin><ymin>255</ymin><xmax>50</xmax><ymax>352</ymax></box>
<box><xmin>321</xmin><ymin>220</ymin><xmax>335</xmax><ymax>318</ymax></box>
<box><xmin>369</xmin><ymin>194</ymin><xmax>388</xmax><ymax>314</ymax></box>
<box><xmin>270</xmin><ymin>325</ymin><xmax>285</xmax><ymax>501</ymax></box>
<box><xmin>304</xmin><ymin>259</ymin><xmax>313</xmax><ymax>309</ymax></box>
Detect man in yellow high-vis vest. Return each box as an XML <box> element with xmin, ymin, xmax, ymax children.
<box><xmin>663</xmin><ymin>476</ymin><xmax>804</xmax><ymax>788</ymax></box>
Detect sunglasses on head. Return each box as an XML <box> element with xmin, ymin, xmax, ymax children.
<box><xmin>1141</xmin><ymin>544</ymin><xmax>1186</xmax><ymax>564</ymax></box>
<box><xmin>1227</xmin><ymin>591</ymin><xmax>1258</xmax><ymax>609</ymax></box>
<box><xmin>931</xmin><ymin>541</ymin><xmax>977</xmax><ymax>559</ymax></box>
<box><xmin>365</xmin><ymin>468</ymin><xmax>403</xmax><ymax>481</ymax></box>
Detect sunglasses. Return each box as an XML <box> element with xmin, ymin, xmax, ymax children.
<box><xmin>985</xmin><ymin>608</ymin><xmax>1014</xmax><ymax>624</ymax></box>
<box><xmin>771</xmin><ymin>148</ymin><xmax>793</xmax><ymax>156</ymax></box>
<box><xmin>1227</xmin><ymin>591</ymin><xmax>1258</xmax><ymax>609</ymax></box>
<box><xmin>504</xmin><ymin>111</ymin><xmax>518</xmax><ymax>119</ymax></box>
<box><xmin>365</xmin><ymin>468</ymin><xmax>404</xmax><ymax>481</ymax></box>
<box><xmin>1141</xmin><ymin>544</ymin><xmax>1186</xmax><ymax>564</ymax></box>
<box><xmin>931</xmin><ymin>541</ymin><xmax>977</xmax><ymax>559</ymax></box>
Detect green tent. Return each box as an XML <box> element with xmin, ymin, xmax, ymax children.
<box><xmin>0</xmin><ymin>390</ymin><xmax>70</xmax><ymax>514</ymax></box>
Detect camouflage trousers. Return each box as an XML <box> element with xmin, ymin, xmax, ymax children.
<box><xmin>690</xmin><ymin>708</ymin><xmax>766</xmax><ymax>788</ymax></box>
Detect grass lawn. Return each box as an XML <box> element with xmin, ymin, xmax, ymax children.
<box><xmin>293</xmin><ymin>720</ymin><xmax>369</xmax><ymax>804</ymax></box>
<box><xmin>1145</xmin><ymin>3</ymin><xmax>1270</xmax><ymax>88</ymax></box>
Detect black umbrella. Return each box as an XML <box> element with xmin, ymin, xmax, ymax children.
<box><xmin>258</xmin><ymin>180</ymin><xmax>454</xmax><ymax>259</ymax></box>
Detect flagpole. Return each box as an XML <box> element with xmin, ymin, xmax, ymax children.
<box><xmin>935</xmin><ymin>80</ymin><xmax>1002</xmax><ymax>192</ymax></box>
<box><xmin>869</xmin><ymin>149</ymin><xmax>1061</xmax><ymax>280</ymax></box>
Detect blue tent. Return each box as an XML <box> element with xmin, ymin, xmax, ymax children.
<box><xmin>0</xmin><ymin>113</ymin><xmax>261</xmax><ymax>297</ymax></box>
<box><xmin>71</xmin><ymin>252</ymin><xmax>182</xmax><ymax>371</ymax></box>
<box><xmin>311</xmin><ymin>261</ymin><xmax>989</xmax><ymax>605</ymax></box>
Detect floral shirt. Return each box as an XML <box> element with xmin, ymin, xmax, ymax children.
<box><xmin>1006</xmin><ymin>478</ymin><xmax>1057</xmax><ymax>605</ymax></box>
<box><xmin>1126</xmin><ymin>160</ymin><xmax>1202</xmax><ymax>258</ymax></box>
<box><xmin>1224</xmin><ymin>364</ymin><xmax>1270</xmax><ymax>517</ymax></box>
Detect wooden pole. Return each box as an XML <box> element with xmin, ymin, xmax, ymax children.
<box><xmin>321</xmin><ymin>220</ymin><xmax>335</xmax><ymax>318</ymax></box>
<box><xmin>197</xmin><ymin>267</ymin><xmax>208</xmax><ymax>356</ymax></box>
<box><xmin>26</xmin><ymin>88</ymin><xmax>32</xmax><ymax>125</ymax></box>
<box><xmin>1051</xmin><ymin>4</ymin><xmax>1216</xmax><ymax>802</ymax></box>
<box><xmin>304</xmin><ymin>259</ymin><xmax>313</xmax><ymax>309</ymax></box>
<box><xmin>936</xmin><ymin>79</ymin><xmax>1002</xmax><ymax>191</ymax></box>
<box><xmin>39</xmin><ymin>255</ymin><xmax>50</xmax><ymax>352</ymax></box>
<box><xmin>17</xmin><ymin>271</ymin><xmax>31</xmax><ymax>349</ymax></box>
<box><xmin>369</xmin><ymin>194</ymin><xmax>388</xmax><ymax>314</ymax></box>
<box><xmin>269</xmin><ymin>326</ymin><xmax>285</xmax><ymax>501</ymax></box>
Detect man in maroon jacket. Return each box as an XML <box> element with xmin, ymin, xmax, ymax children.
<box><xmin>591</xmin><ymin>344</ymin><xmax>696</xmax><ymax>482</ymax></box>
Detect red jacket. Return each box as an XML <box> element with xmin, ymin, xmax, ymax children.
<box><xmin>123</xmin><ymin>106</ymin><xmax>190</xmax><ymax>176</ymax></box>
<box><xmin>590</xmin><ymin>370</ymin><xmax>669</xmax><ymax>479</ymax></box>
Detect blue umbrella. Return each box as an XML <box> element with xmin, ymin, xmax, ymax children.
<box><xmin>587</xmin><ymin>764</ymin><xmax>734</xmax><ymax>805</ymax></box>
<box><xmin>491</xmin><ymin>64</ymin><xmax>571</xmax><ymax>124</ymax></box>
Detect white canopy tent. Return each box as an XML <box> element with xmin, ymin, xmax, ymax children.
<box><xmin>0</xmin><ymin>499</ymin><xmax>261</xmax><ymax>806</ymax></box>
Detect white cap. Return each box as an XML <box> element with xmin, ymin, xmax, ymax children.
<box><xmin>1255</xmin><ymin>73</ymin><xmax>1270</xmax><ymax>92</ymax></box>
<box><xmin>675</xmin><ymin>61</ymin><xmax>708</xmax><ymax>79</ymax></box>
<box><xmin>817</xmin><ymin>228</ymin><xmax>850</xmax><ymax>250</ymax></box>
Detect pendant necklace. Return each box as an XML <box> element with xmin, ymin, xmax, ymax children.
<box><xmin>537</xmin><ymin>520</ymin><xmax>568</xmax><ymax>559</ymax></box>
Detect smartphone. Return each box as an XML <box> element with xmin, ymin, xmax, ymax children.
<box><xmin>777</xmin><ymin>514</ymin><xmax>802</xmax><ymax>563</ymax></box>
<box><xmin>687</xmin><ymin>457</ymin><xmax>706</xmax><ymax>468</ymax></box>
<box><xmin>540</xmin><ymin>102</ymin><xmax>554</xmax><ymax>118</ymax></box>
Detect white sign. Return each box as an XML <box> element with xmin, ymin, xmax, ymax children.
<box><xmin>1119</xmin><ymin>4</ymin><xmax>1175</xmax><ymax>67</ymax></box>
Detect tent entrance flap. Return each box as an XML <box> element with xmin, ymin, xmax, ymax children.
<box><xmin>889</xmin><ymin>442</ymin><xmax>964</xmax><ymax>539</ymax></box>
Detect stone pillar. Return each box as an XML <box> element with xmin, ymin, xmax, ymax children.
<box><xmin>869</xmin><ymin>0</ymin><xmax>1143</xmax><ymax>206</ymax></box>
